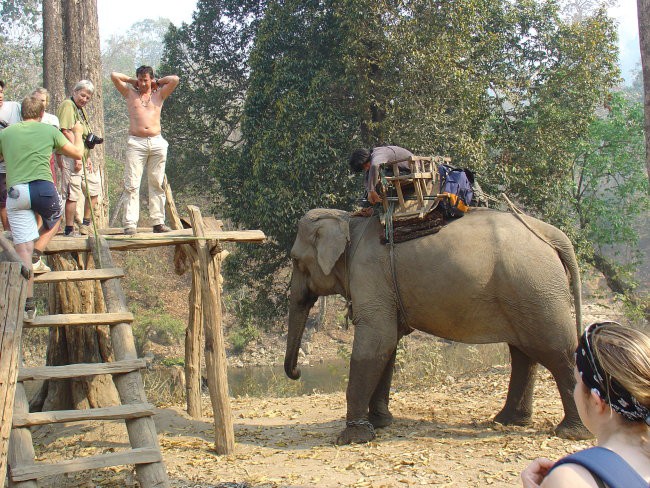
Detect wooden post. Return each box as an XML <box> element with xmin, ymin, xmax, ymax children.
<box><xmin>187</xmin><ymin>206</ymin><xmax>235</xmax><ymax>454</ymax></box>
<box><xmin>0</xmin><ymin>262</ymin><xmax>32</xmax><ymax>487</ymax></box>
<box><xmin>163</xmin><ymin>178</ymin><xmax>203</xmax><ymax>418</ymax></box>
<box><xmin>185</xmin><ymin>262</ymin><xmax>203</xmax><ymax>418</ymax></box>
<box><xmin>90</xmin><ymin>237</ymin><xmax>170</xmax><ymax>487</ymax></box>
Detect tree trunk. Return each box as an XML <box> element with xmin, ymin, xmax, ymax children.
<box><xmin>36</xmin><ymin>0</ymin><xmax>118</xmax><ymax>413</ymax></box>
<box><xmin>42</xmin><ymin>0</ymin><xmax>65</xmax><ymax>110</ymax></box>
<box><xmin>638</xmin><ymin>0</ymin><xmax>650</xmax><ymax>185</ymax></box>
<box><xmin>62</xmin><ymin>0</ymin><xmax>108</xmax><ymax>227</ymax></box>
<box><xmin>35</xmin><ymin>254</ymin><xmax>120</xmax><ymax>411</ymax></box>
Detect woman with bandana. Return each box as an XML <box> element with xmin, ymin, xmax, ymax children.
<box><xmin>521</xmin><ymin>322</ymin><xmax>650</xmax><ymax>488</ymax></box>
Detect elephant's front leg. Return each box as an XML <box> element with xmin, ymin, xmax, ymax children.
<box><xmin>337</xmin><ymin>319</ymin><xmax>398</xmax><ymax>445</ymax></box>
<box><xmin>368</xmin><ymin>348</ymin><xmax>396</xmax><ymax>428</ymax></box>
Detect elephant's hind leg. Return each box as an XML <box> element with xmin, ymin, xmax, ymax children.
<box><xmin>369</xmin><ymin>348</ymin><xmax>397</xmax><ymax>428</ymax></box>
<box><xmin>494</xmin><ymin>345</ymin><xmax>536</xmax><ymax>426</ymax></box>
<box><xmin>538</xmin><ymin>351</ymin><xmax>591</xmax><ymax>440</ymax></box>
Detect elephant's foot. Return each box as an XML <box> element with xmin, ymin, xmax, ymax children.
<box><xmin>335</xmin><ymin>420</ymin><xmax>376</xmax><ymax>445</ymax></box>
<box><xmin>493</xmin><ymin>408</ymin><xmax>532</xmax><ymax>427</ymax></box>
<box><xmin>369</xmin><ymin>410</ymin><xmax>393</xmax><ymax>428</ymax></box>
<box><xmin>553</xmin><ymin>417</ymin><xmax>592</xmax><ymax>440</ymax></box>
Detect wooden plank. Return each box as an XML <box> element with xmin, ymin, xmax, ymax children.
<box><xmin>23</xmin><ymin>312</ymin><xmax>133</xmax><ymax>328</ymax></box>
<box><xmin>33</xmin><ymin>268</ymin><xmax>124</xmax><ymax>284</ymax></box>
<box><xmin>188</xmin><ymin>205</ymin><xmax>235</xmax><ymax>455</ymax></box>
<box><xmin>0</xmin><ymin>262</ymin><xmax>28</xmax><ymax>485</ymax></box>
<box><xmin>18</xmin><ymin>359</ymin><xmax>147</xmax><ymax>381</ymax></box>
<box><xmin>12</xmin><ymin>403</ymin><xmax>155</xmax><ymax>427</ymax></box>
<box><xmin>392</xmin><ymin>163</ymin><xmax>406</xmax><ymax>211</ymax></box>
<box><xmin>43</xmin><ymin>229</ymin><xmax>266</xmax><ymax>254</ymax></box>
<box><xmin>90</xmin><ymin>237</ymin><xmax>170</xmax><ymax>487</ymax></box>
<box><xmin>385</xmin><ymin>172</ymin><xmax>435</xmax><ymax>180</ymax></box>
<box><xmin>10</xmin><ymin>447</ymin><xmax>162</xmax><ymax>482</ymax></box>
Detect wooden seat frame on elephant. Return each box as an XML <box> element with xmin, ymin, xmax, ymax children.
<box><xmin>379</xmin><ymin>155</ymin><xmax>450</xmax><ymax>222</ymax></box>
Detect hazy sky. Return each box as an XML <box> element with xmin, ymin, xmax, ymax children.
<box><xmin>98</xmin><ymin>0</ymin><xmax>640</xmax><ymax>83</ymax></box>
<box><xmin>97</xmin><ymin>1</ymin><xmax>197</xmax><ymax>41</ymax></box>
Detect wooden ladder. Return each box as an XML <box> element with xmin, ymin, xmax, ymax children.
<box><xmin>7</xmin><ymin>237</ymin><xmax>169</xmax><ymax>487</ymax></box>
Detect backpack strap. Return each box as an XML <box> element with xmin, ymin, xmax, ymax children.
<box><xmin>550</xmin><ymin>447</ymin><xmax>648</xmax><ymax>488</ymax></box>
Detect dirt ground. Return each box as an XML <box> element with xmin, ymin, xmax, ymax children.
<box><xmin>20</xmin><ymin>252</ymin><xmax>635</xmax><ymax>487</ymax></box>
<box><xmin>28</xmin><ymin>366</ymin><xmax>595</xmax><ymax>488</ymax></box>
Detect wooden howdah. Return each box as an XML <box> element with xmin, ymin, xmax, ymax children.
<box><xmin>379</xmin><ymin>155</ymin><xmax>450</xmax><ymax>222</ymax></box>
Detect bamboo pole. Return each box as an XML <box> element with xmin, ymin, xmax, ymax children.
<box><xmin>187</xmin><ymin>206</ymin><xmax>234</xmax><ymax>454</ymax></box>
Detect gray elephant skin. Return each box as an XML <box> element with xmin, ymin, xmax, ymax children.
<box><xmin>284</xmin><ymin>207</ymin><xmax>587</xmax><ymax>445</ymax></box>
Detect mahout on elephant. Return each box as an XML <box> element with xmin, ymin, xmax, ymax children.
<box><xmin>284</xmin><ymin>207</ymin><xmax>588</xmax><ymax>445</ymax></box>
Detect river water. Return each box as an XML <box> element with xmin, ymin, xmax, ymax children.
<box><xmin>227</xmin><ymin>342</ymin><xmax>509</xmax><ymax>397</ymax></box>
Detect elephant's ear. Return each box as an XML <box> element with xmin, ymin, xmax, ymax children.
<box><xmin>315</xmin><ymin>216</ymin><xmax>350</xmax><ymax>276</ymax></box>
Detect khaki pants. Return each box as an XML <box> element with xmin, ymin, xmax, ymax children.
<box><xmin>123</xmin><ymin>134</ymin><xmax>168</xmax><ymax>229</ymax></box>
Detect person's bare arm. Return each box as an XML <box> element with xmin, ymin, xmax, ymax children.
<box><xmin>110</xmin><ymin>72</ymin><xmax>137</xmax><ymax>97</ymax></box>
<box><xmin>58</xmin><ymin>123</ymin><xmax>84</xmax><ymax>160</ymax></box>
<box><xmin>155</xmin><ymin>75</ymin><xmax>180</xmax><ymax>100</ymax></box>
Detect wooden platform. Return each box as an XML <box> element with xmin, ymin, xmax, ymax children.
<box><xmin>44</xmin><ymin>228</ymin><xmax>265</xmax><ymax>254</ymax></box>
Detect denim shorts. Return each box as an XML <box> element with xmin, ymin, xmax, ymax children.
<box><xmin>6</xmin><ymin>180</ymin><xmax>62</xmax><ymax>244</ymax></box>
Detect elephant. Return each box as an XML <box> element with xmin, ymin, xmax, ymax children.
<box><xmin>284</xmin><ymin>207</ymin><xmax>589</xmax><ymax>445</ymax></box>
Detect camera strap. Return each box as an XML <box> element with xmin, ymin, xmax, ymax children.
<box><xmin>71</xmin><ymin>97</ymin><xmax>92</xmax><ymax>133</ymax></box>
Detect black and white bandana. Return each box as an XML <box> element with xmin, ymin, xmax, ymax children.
<box><xmin>575</xmin><ymin>322</ymin><xmax>650</xmax><ymax>426</ymax></box>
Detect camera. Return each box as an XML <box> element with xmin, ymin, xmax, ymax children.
<box><xmin>84</xmin><ymin>133</ymin><xmax>104</xmax><ymax>149</ymax></box>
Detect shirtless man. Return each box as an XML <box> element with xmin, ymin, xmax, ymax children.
<box><xmin>110</xmin><ymin>66</ymin><xmax>179</xmax><ymax>235</ymax></box>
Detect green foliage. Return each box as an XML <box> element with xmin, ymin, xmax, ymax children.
<box><xmin>487</xmin><ymin>8</ymin><xmax>619</xmax><ymax>219</ymax></box>
<box><xmin>162</xmin><ymin>0</ymin><xmax>623</xmax><ymax>322</ymax></box>
<box><xmin>131</xmin><ymin>305</ymin><xmax>185</xmax><ymax>352</ymax></box>
<box><xmin>0</xmin><ymin>0</ymin><xmax>42</xmax><ymax>98</ymax></box>
<box><xmin>572</xmin><ymin>93</ymin><xmax>647</xmax><ymax>253</ymax></box>
<box><xmin>159</xmin><ymin>0</ymin><xmax>266</xmax><ymax>192</ymax></box>
<box><xmin>161</xmin><ymin>357</ymin><xmax>185</xmax><ymax>367</ymax></box>
<box><xmin>226</xmin><ymin>294</ymin><xmax>262</xmax><ymax>353</ymax></box>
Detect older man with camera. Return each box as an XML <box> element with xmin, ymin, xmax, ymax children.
<box><xmin>57</xmin><ymin>79</ymin><xmax>103</xmax><ymax>236</ymax></box>
<box><xmin>111</xmin><ymin>65</ymin><xmax>179</xmax><ymax>235</ymax></box>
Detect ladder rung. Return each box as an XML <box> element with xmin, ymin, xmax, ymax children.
<box><xmin>12</xmin><ymin>403</ymin><xmax>155</xmax><ymax>427</ymax></box>
<box><xmin>23</xmin><ymin>312</ymin><xmax>133</xmax><ymax>328</ymax></box>
<box><xmin>33</xmin><ymin>268</ymin><xmax>125</xmax><ymax>284</ymax></box>
<box><xmin>9</xmin><ymin>447</ymin><xmax>162</xmax><ymax>482</ymax></box>
<box><xmin>18</xmin><ymin>359</ymin><xmax>147</xmax><ymax>381</ymax></box>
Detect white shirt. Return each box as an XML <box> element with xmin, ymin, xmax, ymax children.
<box><xmin>41</xmin><ymin>112</ymin><xmax>60</xmax><ymax>129</ymax></box>
<box><xmin>0</xmin><ymin>101</ymin><xmax>22</xmax><ymax>173</ymax></box>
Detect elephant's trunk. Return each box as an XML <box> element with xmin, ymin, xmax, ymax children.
<box><xmin>285</xmin><ymin>265</ymin><xmax>317</xmax><ymax>380</ymax></box>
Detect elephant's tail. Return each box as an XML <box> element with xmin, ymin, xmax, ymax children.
<box><xmin>549</xmin><ymin>233</ymin><xmax>583</xmax><ymax>338</ymax></box>
<box><xmin>503</xmin><ymin>196</ymin><xmax>582</xmax><ymax>337</ymax></box>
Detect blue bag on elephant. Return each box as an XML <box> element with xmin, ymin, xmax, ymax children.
<box><xmin>550</xmin><ymin>447</ymin><xmax>649</xmax><ymax>488</ymax></box>
<box><xmin>437</xmin><ymin>164</ymin><xmax>474</xmax><ymax>218</ymax></box>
